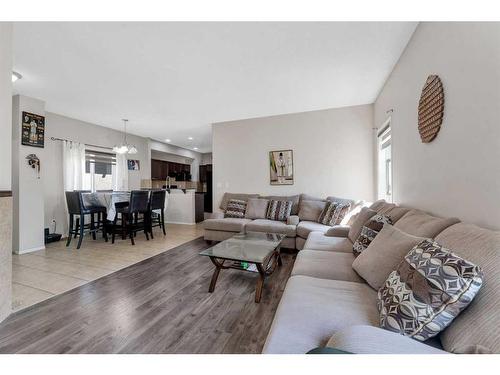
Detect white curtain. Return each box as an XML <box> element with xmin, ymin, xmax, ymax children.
<box><xmin>112</xmin><ymin>153</ymin><xmax>129</xmax><ymax>191</ymax></box>
<box><xmin>62</xmin><ymin>140</ymin><xmax>86</xmax><ymax>191</ymax></box>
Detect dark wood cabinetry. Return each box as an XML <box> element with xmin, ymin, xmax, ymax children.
<box><xmin>151</xmin><ymin>159</ymin><xmax>191</xmax><ymax>181</ymax></box>
<box><xmin>199</xmin><ymin>164</ymin><xmax>212</xmax><ymax>183</ymax></box>
<box><xmin>199</xmin><ymin>164</ymin><xmax>213</xmax><ymax>212</ymax></box>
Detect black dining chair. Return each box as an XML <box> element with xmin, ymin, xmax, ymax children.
<box><xmin>65</xmin><ymin>191</ymin><xmax>107</xmax><ymax>249</ymax></box>
<box><xmin>110</xmin><ymin>190</ymin><xmax>151</xmax><ymax>245</ymax></box>
<box><xmin>148</xmin><ymin>190</ymin><xmax>166</xmax><ymax>238</ymax></box>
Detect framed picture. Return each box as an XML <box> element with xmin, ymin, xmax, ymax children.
<box><xmin>127</xmin><ymin>159</ymin><xmax>140</xmax><ymax>171</ymax></box>
<box><xmin>269</xmin><ymin>150</ymin><xmax>293</xmax><ymax>185</ymax></box>
<box><xmin>22</xmin><ymin>112</ymin><xmax>45</xmax><ymax>148</ymax></box>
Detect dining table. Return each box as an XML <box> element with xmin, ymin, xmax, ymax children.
<box><xmin>82</xmin><ymin>191</ymin><xmax>131</xmax><ymax>221</ymax></box>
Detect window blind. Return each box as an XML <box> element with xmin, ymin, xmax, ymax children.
<box><xmin>85</xmin><ymin>149</ymin><xmax>115</xmax><ymax>175</ymax></box>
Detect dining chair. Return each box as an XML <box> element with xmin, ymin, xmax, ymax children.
<box><xmin>65</xmin><ymin>191</ymin><xmax>107</xmax><ymax>249</ymax></box>
<box><xmin>148</xmin><ymin>189</ymin><xmax>167</xmax><ymax>238</ymax></box>
<box><xmin>110</xmin><ymin>190</ymin><xmax>151</xmax><ymax>245</ymax></box>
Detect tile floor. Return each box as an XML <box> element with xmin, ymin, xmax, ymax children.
<box><xmin>11</xmin><ymin>223</ymin><xmax>204</xmax><ymax>311</ymax></box>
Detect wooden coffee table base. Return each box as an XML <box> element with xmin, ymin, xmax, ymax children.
<box><xmin>207</xmin><ymin>248</ymin><xmax>282</xmax><ymax>303</ymax></box>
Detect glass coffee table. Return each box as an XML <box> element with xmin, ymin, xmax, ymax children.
<box><xmin>199</xmin><ymin>232</ymin><xmax>286</xmax><ymax>303</ymax></box>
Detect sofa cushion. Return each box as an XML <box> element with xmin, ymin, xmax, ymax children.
<box><xmin>326</xmin><ymin>195</ymin><xmax>356</xmax><ymax>208</ymax></box>
<box><xmin>394</xmin><ymin>209</ymin><xmax>460</xmax><ymax>238</ymax></box>
<box><xmin>245</xmin><ymin>219</ymin><xmax>297</xmax><ymax>238</ymax></box>
<box><xmin>244</xmin><ymin>198</ymin><xmax>269</xmax><ymax>219</ymax></box>
<box><xmin>262</xmin><ymin>194</ymin><xmax>300</xmax><ymax>215</ymax></box>
<box><xmin>318</xmin><ymin>201</ymin><xmax>351</xmax><ymax>226</ymax></box>
<box><xmin>203</xmin><ymin>218</ymin><xmax>252</xmax><ymax>232</ymax></box>
<box><xmin>352</xmin><ymin>214</ymin><xmax>393</xmax><ymax>256</ymax></box>
<box><xmin>296</xmin><ymin>221</ymin><xmax>331</xmax><ymax>239</ymax></box>
<box><xmin>292</xmin><ymin>250</ymin><xmax>363</xmax><ymax>282</ymax></box>
<box><xmin>369</xmin><ymin>199</ymin><xmax>395</xmax><ymax>212</ymax></box>
<box><xmin>326</xmin><ymin>325</ymin><xmax>447</xmax><ymax>354</ymax></box>
<box><xmin>435</xmin><ymin>223</ymin><xmax>500</xmax><ymax>354</ymax></box>
<box><xmin>262</xmin><ymin>276</ymin><xmax>379</xmax><ymax>354</ymax></box>
<box><xmin>298</xmin><ymin>200</ymin><xmax>326</xmax><ymax>222</ymax></box>
<box><xmin>219</xmin><ymin>193</ymin><xmax>259</xmax><ymax>211</ymax></box>
<box><xmin>304</xmin><ymin>231</ymin><xmax>354</xmax><ymax>253</ymax></box>
<box><xmin>352</xmin><ymin>224</ymin><xmax>426</xmax><ymax>290</ymax></box>
<box><xmin>325</xmin><ymin>225</ymin><xmax>350</xmax><ymax>238</ymax></box>
<box><xmin>369</xmin><ymin>200</ymin><xmax>410</xmax><ymax>223</ymax></box>
<box><xmin>300</xmin><ymin>193</ymin><xmax>325</xmax><ymax>202</ymax></box>
<box><xmin>347</xmin><ymin>207</ymin><xmax>377</xmax><ymax>243</ymax></box>
<box><xmin>266</xmin><ymin>199</ymin><xmax>293</xmax><ymax>221</ymax></box>
<box><xmin>378</xmin><ymin>239</ymin><xmax>483</xmax><ymax>342</ymax></box>
<box><xmin>224</xmin><ymin>199</ymin><xmax>247</xmax><ymax>219</ymax></box>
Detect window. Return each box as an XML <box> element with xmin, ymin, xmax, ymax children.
<box><xmin>83</xmin><ymin>149</ymin><xmax>116</xmax><ymax>192</ymax></box>
<box><xmin>377</xmin><ymin>120</ymin><xmax>392</xmax><ymax>202</ymax></box>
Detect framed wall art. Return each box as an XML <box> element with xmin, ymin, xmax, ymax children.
<box><xmin>22</xmin><ymin>112</ymin><xmax>45</xmax><ymax>148</ymax></box>
<box><xmin>127</xmin><ymin>159</ymin><xmax>140</xmax><ymax>171</ymax></box>
<box><xmin>269</xmin><ymin>150</ymin><xmax>293</xmax><ymax>185</ymax></box>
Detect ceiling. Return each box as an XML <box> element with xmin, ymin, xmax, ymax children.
<box><xmin>12</xmin><ymin>22</ymin><xmax>417</xmax><ymax>153</ymax></box>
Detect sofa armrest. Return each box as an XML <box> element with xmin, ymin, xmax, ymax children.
<box><xmin>287</xmin><ymin>215</ymin><xmax>300</xmax><ymax>226</ymax></box>
<box><xmin>325</xmin><ymin>225</ymin><xmax>350</xmax><ymax>237</ymax></box>
<box><xmin>326</xmin><ymin>325</ymin><xmax>447</xmax><ymax>354</ymax></box>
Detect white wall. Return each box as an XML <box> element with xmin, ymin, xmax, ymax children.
<box><xmin>12</xmin><ymin>95</ymin><xmax>46</xmax><ymax>254</ymax></box>
<box><xmin>374</xmin><ymin>22</ymin><xmax>500</xmax><ymax>230</ymax></box>
<box><xmin>201</xmin><ymin>153</ymin><xmax>212</xmax><ymax>165</ymax></box>
<box><xmin>43</xmin><ymin>112</ymin><xmax>151</xmax><ymax>236</ymax></box>
<box><xmin>0</xmin><ymin>22</ymin><xmax>13</xmax><ymax>323</ymax></box>
<box><xmin>212</xmin><ymin>104</ymin><xmax>374</xmax><ymax>211</ymax></box>
<box><xmin>0</xmin><ymin>24</ymin><xmax>12</xmax><ymax>191</ymax></box>
<box><xmin>149</xmin><ymin>140</ymin><xmax>203</xmax><ymax>182</ymax></box>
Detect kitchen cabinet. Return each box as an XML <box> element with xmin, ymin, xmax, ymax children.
<box><xmin>151</xmin><ymin>159</ymin><xmax>191</xmax><ymax>181</ymax></box>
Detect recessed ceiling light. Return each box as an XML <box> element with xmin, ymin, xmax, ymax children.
<box><xmin>193</xmin><ymin>147</ymin><xmax>198</xmax><ymax>150</ymax></box>
<box><xmin>188</xmin><ymin>136</ymin><xmax>193</xmax><ymax>140</ymax></box>
<box><xmin>165</xmin><ymin>139</ymin><xmax>171</xmax><ymax>143</ymax></box>
<box><xmin>12</xmin><ymin>71</ymin><xmax>22</xmax><ymax>83</ymax></box>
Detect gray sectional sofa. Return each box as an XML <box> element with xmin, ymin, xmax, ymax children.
<box><xmin>203</xmin><ymin>192</ymin><xmax>361</xmax><ymax>250</ymax></box>
<box><xmin>263</xmin><ymin>200</ymin><xmax>500</xmax><ymax>354</ymax></box>
<box><xmin>203</xmin><ymin>193</ymin><xmax>500</xmax><ymax>354</ymax></box>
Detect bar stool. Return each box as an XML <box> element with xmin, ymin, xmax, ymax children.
<box><xmin>110</xmin><ymin>190</ymin><xmax>151</xmax><ymax>245</ymax></box>
<box><xmin>148</xmin><ymin>190</ymin><xmax>166</xmax><ymax>238</ymax></box>
<box><xmin>65</xmin><ymin>191</ymin><xmax>107</xmax><ymax>249</ymax></box>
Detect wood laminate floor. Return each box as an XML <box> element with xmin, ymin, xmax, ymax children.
<box><xmin>0</xmin><ymin>237</ymin><xmax>295</xmax><ymax>353</ymax></box>
<box><xmin>12</xmin><ymin>223</ymin><xmax>204</xmax><ymax>311</ymax></box>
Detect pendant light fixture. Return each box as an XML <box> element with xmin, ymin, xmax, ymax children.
<box><xmin>113</xmin><ymin>119</ymin><xmax>138</xmax><ymax>154</ymax></box>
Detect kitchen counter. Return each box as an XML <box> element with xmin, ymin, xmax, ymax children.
<box><xmin>165</xmin><ymin>189</ymin><xmax>204</xmax><ymax>224</ymax></box>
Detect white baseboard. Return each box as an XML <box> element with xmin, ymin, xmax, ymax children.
<box><xmin>15</xmin><ymin>245</ymin><xmax>46</xmax><ymax>254</ymax></box>
<box><xmin>165</xmin><ymin>221</ymin><xmax>196</xmax><ymax>226</ymax></box>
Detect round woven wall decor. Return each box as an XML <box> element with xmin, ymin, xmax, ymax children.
<box><xmin>418</xmin><ymin>75</ymin><xmax>444</xmax><ymax>143</ymax></box>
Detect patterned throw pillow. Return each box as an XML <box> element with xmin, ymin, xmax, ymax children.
<box><xmin>224</xmin><ymin>199</ymin><xmax>247</xmax><ymax>219</ymax></box>
<box><xmin>318</xmin><ymin>201</ymin><xmax>351</xmax><ymax>226</ymax></box>
<box><xmin>266</xmin><ymin>200</ymin><xmax>293</xmax><ymax>221</ymax></box>
<box><xmin>353</xmin><ymin>214</ymin><xmax>392</xmax><ymax>256</ymax></box>
<box><xmin>378</xmin><ymin>239</ymin><xmax>483</xmax><ymax>341</ymax></box>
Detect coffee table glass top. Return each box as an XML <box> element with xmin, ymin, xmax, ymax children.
<box><xmin>199</xmin><ymin>232</ymin><xmax>286</xmax><ymax>263</ymax></box>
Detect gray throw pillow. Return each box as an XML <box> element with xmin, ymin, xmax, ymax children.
<box><xmin>245</xmin><ymin>198</ymin><xmax>269</xmax><ymax>219</ymax></box>
<box><xmin>352</xmin><ymin>224</ymin><xmax>426</xmax><ymax>289</ymax></box>
<box><xmin>298</xmin><ymin>200</ymin><xmax>326</xmax><ymax>221</ymax></box>
<box><xmin>378</xmin><ymin>239</ymin><xmax>483</xmax><ymax>341</ymax></box>
<box><xmin>347</xmin><ymin>207</ymin><xmax>377</xmax><ymax>243</ymax></box>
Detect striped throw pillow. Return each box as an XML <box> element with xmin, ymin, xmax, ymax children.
<box><xmin>318</xmin><ymin>201</ymin><xmax>351</xmax><ymax>226</ymax></box>
<box><xmin>266</xmin><ymin>200</ymin><xmax>293</xmax><ymax>221</ymax></box>
<box><xmin>353</xmin><ymin>214</ymin><xmax>392</xmax><ymax>256</ymax></box>
<box><xmin>224</xmin><ymin>199</ymin><xmax>247</xmax><ymax>218</ymax></box>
